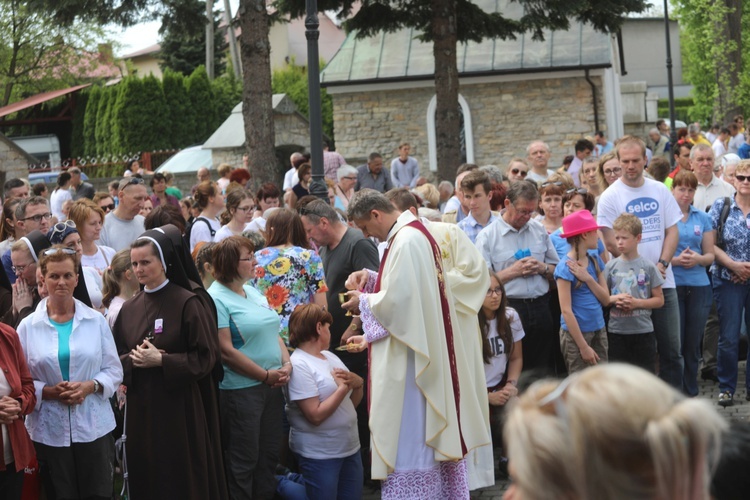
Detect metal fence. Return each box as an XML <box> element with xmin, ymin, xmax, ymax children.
<box><xmin>27</xmin><ymin>150</ymin><xmax>180</xmax><ymax>178</ymax></box>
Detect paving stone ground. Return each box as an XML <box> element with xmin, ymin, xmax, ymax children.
<box><xmin>361</xmin><ymin>361</ymin><xmax>749</xmax><ymax>500</ymax></box>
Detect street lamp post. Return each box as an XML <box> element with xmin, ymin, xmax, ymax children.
<box><xmin>663</xmin><ymin>0</ymin><xmax>678</xmax><ymax>165</ymax></box>
<box><xmin>305</xmin><ymin>0</ymin><xmax>328</xmax><ymax>201</ymax></box>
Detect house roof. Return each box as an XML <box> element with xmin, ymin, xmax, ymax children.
<box><xmin>122</xmin><ymin>44</ymin><xmax>161</xmax><ymax>59</ymax></box>
<box><xmin>203</xmin><ymin>94</ymin><xmax>305</xmax><ymax>149</ymax></box>
<box><xmin>321</xmin><ymin>0</ymin><xmax>612</xmax><ymax>86</ymax></box>
<box><xmin>0</xmin><ymin>84</ymin><xmax>91</xmax><ymax>119</ymax></box>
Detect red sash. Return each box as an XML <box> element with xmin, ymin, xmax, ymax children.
<box><xmin>369</xmin><ymin>220</ymin><xmax>467</xmax><ymax>455</ymax></box>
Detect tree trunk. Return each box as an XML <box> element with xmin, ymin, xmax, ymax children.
<box><xmin>715</xmin><ymin>0</ymin><xmax>742</xmax><ymax>124</ymax></box>
<box><xmin>206</xmin><ymin>0</ymin><xmax>215</xmax><ymax>79</ymax></box>
<box><xmin>238</xmin><ymin>0</ymin><xmax>278</xmax><ymax>188</ymax></box>
<box><xmin>431</xmin><ymin>0</ymin><xmax>461</xmax><ymax>182</ymax></box>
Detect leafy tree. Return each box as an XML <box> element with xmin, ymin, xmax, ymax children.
<box><xmin>272</xmin><ymin>60</ymin><xmax>334</xmax><ymax>139</ymax></box>
<box><xmin>275</xmin><ymin>0</ymin><xmax>648</xmax><ymax>180</ymax></box>
<box><xmin>212</xmin><ymin>70</ymin><xmax>243</xmax><ymax>125</ymax></box>
<box><xmin>95</xmin><ymin>86</ymin><xmax>114</xmax><ymax>157</ymax></box>
<box><xmin>163</xmin><ymin>69</ymin><xmax>192</xmax><ymax>148</ymax></box>
<box><xmin>83</xmin><ymin>86</ymin><xmax>101</xmax><ymax>157</ymax></box>
<box><xmin>185</xmin><ymin>65</ymin><xmax>218</xmax><ymax>144</ymax></box>
<box><xmin>159</xmin><ymin>0</ymin><xmax>227</xmax><ymax>77</ymax></box>
<box><xmin>0</xmin><ymin>0</ymin><xmax>112</xmax><ymax>106</ymax></box>
<box><xmin>674</xmin><ymin>0</ymin><xmax>746</xmax><ymax>124</ymax></box>
<box><xmin>111</xmin><ymin>77</ymin><xmax>148</xmax><ymax>154</ymax></box>
<box><xmin>140</xmin><ymin>74</ymin><xmax>170</xmax><ymax>150</ymax></box>
<box><xmin>70</xmin><ymin>88</ymin><xmax>89</xmax><ymax>158</ymax></box>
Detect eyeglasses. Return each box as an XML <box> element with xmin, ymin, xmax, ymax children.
<box><xmin>11</xmin><ymin>262</ymin><xmax>33</xmax><ymax>274</ymax></box>
<box><xmin>20</xmin><ymin>212</ymin><xmax>52</xmax><ymax>223</ymax></box>
<box><xmin>511</xmin><ymin>205</ymin><xmax>535</xmax><ymax>217</ymax></box>
<box><xmin>540</xmin><ymin>181</ymin><xmax>562</xmax><ymax>188</ymax></box>
<box><xmin>511</xmin><ymin>168</ymin><xmax>528</xmax><ymax>177</ymax></box>
<box><xmin>42</xmin><ymin>247</ymin><xmax>76</xmax><ymax>256</ymax></box>
<box><xmin>603</xmin><ymin>167</ymin><xmax>622</xmax><ymax>176</ymax></box>
<box><xmin>100</xmin><ymin>204</ymin><xmax>115</xmax><ymax>212</ymax></box>
<box><xmin>50</xmin><ymin>220</ymin><xmax>76</xmax><ymax>239</ymax></box>
<box><xmin>566</xmin><ymin>188</ymin><xmax>589</xmax><ymax>195</ymax></box>
<box><xmin>486</xmin><ymin>287</ymin><xmax>503</xmax><ymax>296</ymax></box>
<box><xmin>735</xmin><ymin>174</ymin><xmax>750</xmax><ymax>183</ymax></box>
<box><xmin>342</xmin><ymin>176</ymin><xmax>357</xmax><ymax>181</ymax></box>
<box><xmin>235</xmin><ymin>206</ymin><xmax>254</xmax><ymax>212</ymax></box>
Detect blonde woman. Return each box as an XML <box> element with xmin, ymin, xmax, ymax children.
<box><xmin>504</xmin><ymin>363</ymin><xmax>725</xmax><ymax>500</ymax></box>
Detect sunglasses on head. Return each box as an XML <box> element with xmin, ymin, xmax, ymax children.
<box><xmin>50</xmin><ymin>220</ymin><xmax>76</xmax><ymax>238</ymax></box>
<box><xmin>42</xmin><ymin>247</ymin><xmax>76</xmax><ymax>256</ymax></box>
<box><xmin>541</xmin><ymin>181</ymin><xmax>563</xmax><ymax>188</ymax></box>
<box><xmin>566</xmin><ymin>188</ymin><xmax>588</xmax><ymax>195</ymax></box>
<box><xmin>119</xmin><ymin>177</ymin><xmax>144</xmax><ymax>190</ymax></box>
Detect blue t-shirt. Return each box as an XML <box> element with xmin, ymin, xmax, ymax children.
<box><xmin>208</xmin><ymin>281</ymin><xmax>283</xmax><ymax>390</ymax></box>
<box><xmin>738</xmin><ymin>142</ymin><xmax>750</xmax><ymax>160</ymax></box>
<box><xmin>673</xmin><ymin>206</ymin><xmax>712</xmax><ymax>287</ymax></box>
<box><xmin>50</xmin><ymin>318</ymin><xmax>74</xmax><ymax>381</ymax></box>
<box><xmin>550</xmin><ymin>228</ymin><xmax>606</xmax><ymax>260</ymax></box>
<box><xmin>554</xmin><ymin>255</ymin><xmax>606</xmax><ymax>332</ymax></box>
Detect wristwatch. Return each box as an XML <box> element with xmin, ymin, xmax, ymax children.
<box><xmin>658</xmin><ymin>259</ymin><xmax>670</xmax><ymax>268</ymax></box>
<box><xmin>92</xmin><ymin>379</ymin><xmax>100</xmax><ymax>394</ymax></box>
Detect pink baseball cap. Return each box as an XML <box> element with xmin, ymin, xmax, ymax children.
<box><xmin>559</xmin><ymin>210</ymin><xmax>604</xmax><ymax>238</ymax></box>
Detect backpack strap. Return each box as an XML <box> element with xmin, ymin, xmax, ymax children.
<box><xmin>716</xmin><ymin>197</ymin><xmax>732</xmax><ymax>250</ymax></box>
<box><xmin>195</xmin><ymin>216</ymin><xmax>217</xmax><ymax>237</ymax></box>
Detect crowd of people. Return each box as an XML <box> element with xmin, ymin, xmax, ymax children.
<box><xmin>0</xmin><ymin>127</ymin><xmax>747</xmax><ymax>500</ymax></box>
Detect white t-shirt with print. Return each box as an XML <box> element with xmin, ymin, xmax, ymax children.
<box><xmin>483</xmin><ymin>308</ymin><xmax>525</xmax><ymax>388</ymax></box>
<box><xmin>597</xmin><ymin>177</ymin><xmax>682</xmax><ymax>288</ymax></box>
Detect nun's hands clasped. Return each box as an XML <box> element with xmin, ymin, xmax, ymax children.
<box><xmin>131</xmin><ymin>339</ymin><xmax>164</xmax><ymax>368</ymax></box>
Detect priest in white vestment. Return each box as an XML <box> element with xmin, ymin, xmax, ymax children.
<box><xmin>342</xmin><ymin>189</ymin><xmax>489</xmax><ymax>499</ymax></box>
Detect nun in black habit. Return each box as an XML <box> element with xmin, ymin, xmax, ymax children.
<box><xmin>112</xmin><ymin>231</ymin><xmax>227</xmax><ymax>500</ymax></box>
<box><xmin>1</xmin><ymin>231</ymin><xmax>52</xmax><ymax>328</ymax></box>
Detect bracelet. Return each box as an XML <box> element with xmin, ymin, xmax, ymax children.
<box><xmin>283</xmin><ymin>361</ymin><xmax>291</xmax><ymax>366</ymax></box>
<box><xmin>264</xmin><ymin>370</ymin><xmax>269</xmax><ymax>383</ymax></box>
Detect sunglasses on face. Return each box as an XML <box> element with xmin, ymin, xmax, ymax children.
<box><xmin>511</xmin><ymin>168</ymin><xmax>528</xmax><ymax>177</ymax></box>
<box><xmin>736</xmin><ymin>174</ymin><xmax>750</xmax><ymax>183</ymax></box>
<box><xmin>100</xmin><ymin>204</ymin><xmax>115</xmax><ymax>212</ymax></box>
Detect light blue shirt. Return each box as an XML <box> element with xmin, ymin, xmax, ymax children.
<box><xmin>554</xmin><ymin>255</ymin><xmax>606</xmax><ymax>332</ymax></box>
<box><xmin>208</xmin><ymin>282</ymin><xmax>283</xmax><ymax>390</ymax></box>
<box><xmin>475</xmin><ymin>213</ymin><xmax>560</xmax><ymax>299</ymax></box>
<box><xmin>673</xmin><ymin>206</ymin><xmax>713</xmax><ymax>287</ymax></box>
<box><xmin>457</xmin><ymin>212</ymin><xmax>498</xmax><ymax>244</ymax></box>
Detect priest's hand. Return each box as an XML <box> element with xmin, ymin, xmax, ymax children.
<box><xmin>341</xmin><ymin>291</ymin><xmax>361</xmax><ymax>315</ymax></box>
<box><xmin>345</xmin><ymin>270</ymin><xmax>369</xmax><ymax>291</ymax></box>
<box><xmin>131</xmin><ymin>339</ymin><xmax>164</xmax><ymax>368</ymax></box>
<box><xmin>345</xmin><ymin>335</ymin><xmax>367</xmax><ymax>353</ymax></box>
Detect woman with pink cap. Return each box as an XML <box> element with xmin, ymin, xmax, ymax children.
<box><xmin>553</xmin><ymin>210</ymin><xmax>611</xmax><ymax>373</ymax></box>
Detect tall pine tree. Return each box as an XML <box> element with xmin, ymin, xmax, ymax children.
<box><xmin>185</xmin><ymin>65</ymin><xmax>218</xmax><ymax>144</ymax></box>
<box><xmin>163</xmin><ymin>69</ymin><xmax>192</xmax><ymax>148</ymax></box>
<box><xmin>83</xmin><ymin>86</ymin><xmax>101</xmax><ymax>157</ymax></box>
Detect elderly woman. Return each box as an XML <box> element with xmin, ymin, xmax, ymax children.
<box><xmin>253</xmin><ymin>208</ymin><xmax>328</xmax><ymax>346</ymax></box>
<box><xmin>17</xmin><ymin>246</ymin><xmax>122</xmax><ymax>500</ymax></box>
<box><xmin>334</xmin><ymin>165</ymin><xmax>358</xmax><ymax>210</ymax></box>
<box><xmin>207</xmin><ymin>236</ymin><xmax>290</xmax><ymax>499</ymax></box>
<box><xmin>3</xmin><ymin>232</ymin><xmax>50</xmax><ymax>328</ymax></box>
<box><xmin>670</xmin><ymin>171</ymin><xmax>715</xmax><ymax>397</ymax></box>
<box><xmin>504</xmin><ymin>364</ymin><xmax>725</xmax><ymax>500</ymax></box>
<box><xmin>69</xmin><ymin>199</ymin><xmax>116</xmax><ymax>273</ymax></box>
<box><xmin>215</xmin><ymin>189</ymin><xmax>254</xmax><ymax>242</ymax></box>
<box><xmin>287</xmin><ymin>304</ymin><xmax>363</xmax><ymax>499</ymax></box>
<box><xmin>112</xmin><ymin>235</ymin><xmax>227</xmax><ymax>499</ymax></box>
<box><xmin>711</xmin><ymin>159</ymin><xmax>750</xmax><ymax>407</ymax></box>
<box><xmin>0</xmin><ymin>321</ymin><xmax>35</xmax><ymax>498</ymax></box>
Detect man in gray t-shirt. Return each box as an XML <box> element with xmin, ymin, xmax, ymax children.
<box><xmin>100</xmin><ymin>178</ymin><xmax>147</xmax><ymax>251</ymax></box>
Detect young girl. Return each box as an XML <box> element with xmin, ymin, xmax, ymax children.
<box><xmin>554</xmin><ymin>210</ymin><xmax>610</xmax><ymax>373</ymax></box>
<box><xmin>478</xmin><ymin>274</ymin><xmax>524</xmax><ymax>444</ymax></box>
<box><xmin>102</xmin><ymin>249</ymin><xmax>140</xmax><ymax>330</ymax></box>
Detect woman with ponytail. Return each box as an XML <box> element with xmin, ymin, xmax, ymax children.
<box><xmin>214</xmin><ymin>190</ymin><xmax>254</xmax><ymax>243</ymax></box>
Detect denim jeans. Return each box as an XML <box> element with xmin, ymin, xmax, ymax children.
<box><xmin>607</xmin><ymin>332</ymin><xmax>656</xmax><ymax>373</ymax></box>
<box><xmin>651</xmin><ymin>288</ymin><xmax>683</xmax><ymax>389</ymax></box>
<box><xmin>714</xmin><ymin>277</ymin><xmax>750</xmax><ymax>394</ymax></box>
<box><xmin>296</xmin><ymin>450</ymin><xmax>363</xmax><ymax>500</ymax></box>
<box><xmin>676</xmin><ymin>285</ymin><xmax>713</xmax><ymax>396</ymax></box>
